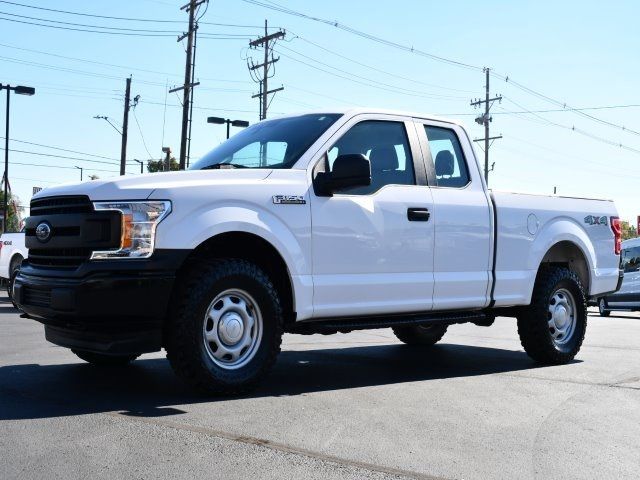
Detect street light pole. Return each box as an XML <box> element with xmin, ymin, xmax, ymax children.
<box><xmin>207</xmin><ymin>117</ymin><xmax>250</xmax><ymax>139</ymax></box>
<box><xmin>134</xmin><ymin>159</ymin><xmax>144</xmax><ymax>174</ymax></box>
<box><xmin>75</xmin><ymin>166</ymin><xmax>83</xmax><ymax>181</ymax></box>
<box><xmin>4</xmin><ymin>86</ymin><xmax>9</xmax><ymax>232</ymax></box>
<box><xmin>1</xmin><ymin>83</ymin><xmax>35</xmax><ymax>233</ymax></box>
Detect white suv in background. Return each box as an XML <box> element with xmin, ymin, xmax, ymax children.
<box><xmin>598</xmin><ymin>237</ymin><xmax>640</xmax><ymax>316</ymax></box>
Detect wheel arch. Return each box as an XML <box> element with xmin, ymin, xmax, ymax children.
<box><xmin>9</xmin><ymin>252</ymin><xmax>24</xmax><ymax>272</ymax></box>
<box><xmin>176</xmin><ymin>231</ymin><xmax>298</xmax><ymax>326</ymax></box>
<box><xmin>527</xmin><ymin>218</ymin><xmax>596</xmax><ymax>302</ymax></box>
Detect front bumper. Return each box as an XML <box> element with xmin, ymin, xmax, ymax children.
<box><xmin>15</xmin><ymin>249</ymin><xmax>189</xmax><ymax>354</ymax></box>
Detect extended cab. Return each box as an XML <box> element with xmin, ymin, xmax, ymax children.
<box><xmin>15</xmin><ymin>109</ymin><xmax>623</xmax><ymax>393</ymax></box>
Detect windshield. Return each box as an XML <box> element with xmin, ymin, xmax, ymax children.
<box><xmin>190</xmin><ymin>113</ymin><xmax>342</xmax><ymax>170</ymax></box>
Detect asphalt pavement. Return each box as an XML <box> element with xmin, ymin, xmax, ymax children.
<box><xmin>1</xmin><ymin>292</ymin><xmax>638</xmax><ymax>480</ymax></box>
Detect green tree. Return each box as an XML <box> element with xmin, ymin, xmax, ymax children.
<box><xmin>0</xmin><ymin>191</ymin><xmax>23</xmax><ymax>233</ymax></box>
<box><xmin>621</xmin><ymin>220</ymin><xmax>638</xmax><ymax>240</ymax></box>
<box><xmin>147</xmin><ymin>157</ymin><xmax>179</xmax><ymax>173</ymax></box>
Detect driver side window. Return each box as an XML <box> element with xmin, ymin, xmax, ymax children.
<box><xmin>328</xmin><ymin>120</ymin><xmax>415</xmax><ymax>195</ymax></box>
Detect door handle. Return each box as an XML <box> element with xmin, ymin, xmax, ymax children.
<box><xmin>407</xmin><ymin>208</ymin><xmax>430</xmax><ymax>222</ymax></box>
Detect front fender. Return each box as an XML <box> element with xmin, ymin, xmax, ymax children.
<box><xmin>156</xmin><ymin>202</ymin><xmax>310</xmax><ymax>276</ymax></box>
<box><xmin>154</xmin><ymin>201</ymin><xmax>314</xmax><ymax>320</ymax></box>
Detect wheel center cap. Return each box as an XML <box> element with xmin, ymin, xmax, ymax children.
<box><xmin>554</xmin><ymin>305</ymin><xmax>568</xmax><ymax>328</ymax></box>
<box><xmin>219</xmin><ymin>313</ymin><xmax>244</xmax><ymax>344</ymax></box>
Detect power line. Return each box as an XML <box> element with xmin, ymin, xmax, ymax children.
<box><xmin>436</xmin><ymin>104</ymin><xmax>640</xmax><ymax>116</ymax></box>
<box><xmin>491</xmin><ymin>72</ymin><xmax>640</xmax><ymax>137</ymax></box>
<box><xmin>9</xmin><ymin>148</ymin><xmax>120</xmax><ymax>166</ymax></box>
<box><xmin>241</xmin><ymin>0</ymin><xmax>640</xmax><ymax>139</ymax></box>
<box><xmin>291</xmin><ymin>34</ymin><xmax>476</xmax><ymax>94</ymax></box>
<box><xmin>0</xmin><ymin>136</ymin><xmax>119</xmax><ymax>161</ymax></box>
<box><xmin>277</xmin><ymin>44</ymin><xmax>467</xmax><ymax>100</ymax></box>
<box><xmin>0</xmin><ymin>15</ymin><xmax>177</xmax><ymax>36</ymax></box>
<box><xmin>0</xmin><ymin>10</ymin><xmax>182</xmax><ymax>33</ymax></box>
<box><xmin>239</xmin><ymin>0</ymin><xmax>482</xmax><ymax>71</ymax></box>
<box><xmin>276</xmin><ymin>48</ymin><xmax>465</xmax><ymax>102</ymax></box>
<box><xmin>132</xmin><ymin>108</ymin><xmax>154</xmax><ymax>159</ymax></box>
<box><xmin>10</xmin><ymin>159</ymin><xmax>123</xmax><ymax>173</ymax></box>
<box><xmin>500</xmin><ymin>96</ymin><xmax>640</xmax><ymax>156</ymax></box>
<box><xmin>0</xmin><ymin>14</ymin><xmax>253</xmax><ymax>38</ymax></box>
<box><xmin>0</xmin><ymin>0</ymin><xmax>278</xmax><ymax>28</ymax></box>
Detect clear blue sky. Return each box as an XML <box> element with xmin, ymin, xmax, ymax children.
<box><xmin>2</xmin><ymin>0</ymin><xmax>639</xmax><ymax>224</ymax></box>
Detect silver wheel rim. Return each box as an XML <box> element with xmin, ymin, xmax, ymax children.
<box><xmin>548</xmin><ymin>288</ymin><xmax>577</xmax><ymax>346</ymax></box>
<box><xmin>599</xmin><ymin>298</ymin><xmax>606</xmax><ymax>314</ymax></box>
<box><xmin>202</xmin><ymin>289</ymin><xmax>263</xmax><ymax>370</ymax></box>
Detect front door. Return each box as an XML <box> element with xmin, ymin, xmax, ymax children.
<box><xmin>310</xmin><ymin>117</ymin><xmax>435</xmax><ymax>318</ymax></box>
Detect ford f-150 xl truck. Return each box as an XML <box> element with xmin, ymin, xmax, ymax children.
<box><xmin>14</xmin><ymin>109</ymin><xmax>623</xmax><ymax>394</ymax></box>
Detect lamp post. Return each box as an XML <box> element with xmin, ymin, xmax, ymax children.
<box><xmin>1</xmin><ymin>83</ymin><xmax>35</xmax><ymax>233</ymax></box>
<box><xmin>207</xmin><ymin>117</ymin><xmax>249</xmax><ymax>139</ymax></box>
<box><xmin>75</xmin><ymin>166</ymin><xmax>83</xmax><ymax>181</ymax></box>
<box><xmin>133</xmin><ymin>159</ymin><xmax>144</xmax><ymax>174</ymax></box>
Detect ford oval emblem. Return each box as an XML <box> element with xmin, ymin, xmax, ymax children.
<box><xmin>35</xmin><ymin>222</ymin><xmax>52</xmax><ymax>243</ymax></box>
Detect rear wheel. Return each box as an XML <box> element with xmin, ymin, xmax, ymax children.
<box><xmin>598</xmin><ymin>297</ymin><xmax>610</xmax><ymax>317</ymax></box>
<box><xmin>165</xmin><ymin>259</ymin><xmax>283</xmax><ymax>395</ymax></box>
<box><xmin>72</xmin><ymin>350</ymin><xmax>140</xmax><ymax>366</ymax></box>
<box><xmin>392</xmin><ymin>324</ymin><xmax>448</xmax><ymax>346</ymax></box>
<box><xmin>517</xmin><ymin>266</ymin><xmax>587</xmax><ymax>364</ymax></box>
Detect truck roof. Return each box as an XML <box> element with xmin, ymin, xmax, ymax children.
<box><xmin>273</xmin><ymin>107</ymin><xmax>464</xmax><ymax>126</ymax></box>
<box><xmin>622</xmin><ymin>237</ymin><xmax>640</xmax><ymax>248</ymax></box>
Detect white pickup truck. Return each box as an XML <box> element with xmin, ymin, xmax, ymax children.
<box><xmin>15</xmin><ymin>109</ymin><xmax>623</xmax><ymax>394</ymax></box>
<box><xmin>0</xmin><ymin>230</ymin><xmax>27</xmax><ymax>297</ymax></box>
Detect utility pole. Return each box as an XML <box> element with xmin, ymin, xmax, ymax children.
<box><xmin>471</xmin><ymin>68</ymin><xmax>502</xmax><ymax>185</ymax></box>
<box><xmin>120</xmin><ymin>76</ymin><xmax>131</xmax><ymax>176</ymax></box>
<box><xmin>248</xmin><ymin>20</ymin><xmax>285</xmax><ymax>120</ymax></box>
<box><xmin>173</xmin><ymin>0</ymin><xmax>206</xmax><ymax>171</ymax></box>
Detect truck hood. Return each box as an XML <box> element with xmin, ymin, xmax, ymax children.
<box><xmin>33</xmin><ymin>169</ymin><xmax>273</xmax><ymax>201</ymax></box>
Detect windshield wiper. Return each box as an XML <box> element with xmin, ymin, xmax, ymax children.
<box><xmin>201</xmin><ymin>163</ymin><xmax>249</xmax><ymax>170</ymax></box>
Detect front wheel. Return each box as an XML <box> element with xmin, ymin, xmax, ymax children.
<box><xmin>165</xmin><ymin>259</ymin><xmax>283</xmax><ymax>395</ymax></box>
<box><xmin>598</xmin><ymin>298</ymin><xmax>610</xmax><ymax>317</ymax></box>
<box><xmin>517</xmin><ymin>266</ymin><xmax>587</xmax><ymax>364</ymax></box>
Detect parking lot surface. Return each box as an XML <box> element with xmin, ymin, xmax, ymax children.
<box><xmin>1</xmin><ymin>292</ymin><xmax>638</xmax><ymax>480</ymax></box>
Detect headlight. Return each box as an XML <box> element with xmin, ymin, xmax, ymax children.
<box><xmin>90</xmin><ymin>201</ymin><xmax>171</xmax><ymax>260</ymax></box>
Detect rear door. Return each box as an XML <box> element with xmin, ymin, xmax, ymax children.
<box><xmin>415</xmin><ymin>120</ymin><xmax>493</xmax><ymax>310</ymax></box>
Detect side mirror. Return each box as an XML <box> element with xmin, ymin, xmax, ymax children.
<box><xmin>317</xmin><ymin>154</ymin><xmax>371</xmax><ymax>195</ymax></box>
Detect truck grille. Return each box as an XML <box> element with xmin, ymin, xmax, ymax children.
<box><xmin>26</xmin><ymin>196</ymin><xmax>121</xmax><ymax>269</ymax></box>
<box><xmin>30</xmin><ymin>196</ymin><xmax>93</xmax><ymax>216</ymax></box>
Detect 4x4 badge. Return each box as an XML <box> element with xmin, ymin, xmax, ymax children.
<box><xmin>272</xmin><ymin>195</ymin><xmax>306</xmax><ymax>205</ymax></box>
<box><xmin>584</xmin><ymin>215</ymin><xmax>607</xmax><ymax>226</ymax></box>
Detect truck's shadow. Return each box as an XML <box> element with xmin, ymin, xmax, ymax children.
<box><xmin>1</xmin><ymin>342</ymin><xmax>557</xmax><ymax>421</ymax></box>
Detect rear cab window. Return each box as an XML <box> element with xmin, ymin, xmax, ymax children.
<box><xmin>424</xmin><ymin>125</ymin><xmax>470</xmax><ymax>188</ymax></box>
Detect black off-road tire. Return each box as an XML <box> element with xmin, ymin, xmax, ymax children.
<box><xmin>598</xmin><ymin>297</ymin><xmax>610</xmax><ymax>317</ymax></box>
<box><xmin>517</xmin><ymin>266</ymin><xmax>587</xmax><ymax>364</ymax></box>
<box><xmin>392</xmin><ymin>324</ymin><xmax>448</xmax><ymax>346</ymax></box>
<box><xmin>72</xmin><ymin>350</ymin><xmax>140</xmax><ymax>366</ymax></box>
<box><xmin>165</xmin><ymin>259</ymin><xmax>283</xmax><ymax>395</ymax></box>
